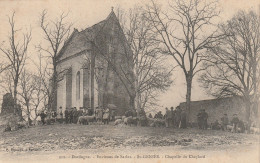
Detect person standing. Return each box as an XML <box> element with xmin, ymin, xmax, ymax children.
<box><xmin>39</xmin><ymin>111</ymin><xmax>46</xmax><ymax>125</ymax></box>
<box><xmin>73</xmin><ymin>107</ymin><xmax>78</xmax><ymax>124</ymax></box>
<box><xmin>197</xmin><ymin>109</ymin><xmax>203</xmax><ymax>129</ymax></box>
<box><xmin>78</xmin><ymin>107</ymin><xmax>83</xmax><ymax>117</ymax></box>
<box><xmin>69</xmin><ymin>108</ymin><xmax>74</xmax><ymax>124</ymax></box>
<box><xmin>201</xmin><ymin>109</ymin><xmax>208</xmax><ymax>130</ymax></box>
<box><xmin>231</xmin><ymin>114</ymin><xmax>240</xmax><ymax>133</ymax></box>
<box><xmin>221</xmin><ymin>114</ymin><xmax>229</xmax><ymax>131</ymax></box>
<box><xmin>65</xmin><ymin>108</ymin><xmax>69</xmax><ymax>124</ymax></box>
<box><xmin>103</xmin><ymin>107</ymin><xmax>110</xmax><ymax>125</ymax></box>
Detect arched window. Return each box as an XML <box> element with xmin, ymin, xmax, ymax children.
<box><xmin>76</xmin><ymin>71</ymin><xmax>80</xmax><ymax>100</ymax></box>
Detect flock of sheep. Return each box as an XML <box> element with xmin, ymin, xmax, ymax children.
<box><xmin>76</xmin><ymin>115</ymin><xmax>260</xmax><ymax>135</ymax></box>
<box><xmin>77</xmin><ymin>115</ymin><xmax>165</xmax><ymax>127</ymax></box>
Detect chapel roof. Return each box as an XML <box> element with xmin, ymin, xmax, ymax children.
<box><xmin>57</xmin><ymin>9</ymin><xmax>117</xmax><ymax>59</ymax></box>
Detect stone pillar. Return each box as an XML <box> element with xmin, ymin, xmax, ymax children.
<box><xmin>66</xmin><ymin>68</ymin><xmax>72</xmax><ymax>108</ymax></box>
<box><xmin>83</xmin><ymin>67</ymin><xmax>90</xmax><ymax>108</ymax></box>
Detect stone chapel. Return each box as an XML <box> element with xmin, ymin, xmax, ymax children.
<box><xmin>55</xmin><ymin>9</ymin><xmax>134</xmax><ymax>115</ymax></box>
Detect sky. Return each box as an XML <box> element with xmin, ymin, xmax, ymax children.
<box><xmin>0</xmin><ymin>0</ymin><xmax>259</xmax><ymax>112</ymax></box>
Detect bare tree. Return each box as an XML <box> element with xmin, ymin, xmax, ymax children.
<box><xmin>145</xmin><ymin>0</ymin><xmax>223</xmax><ymax>118</ymax></box>
<box><xmin>0</xmin><ymin>62</ymin><xmax>10</xmax><ymax>75</ymax></box>
<box><xmin>118</xmin><ymin>7</ymin><xmax>173</xmax><ymax>111</ymax></box>
<box><xmin>81</xmin><ymin>8</ymin><xmax>173</xmax><ymax>114</ymax></box>
<box><xmin>32</xmin><ymin>53</ymin><xmax>54</xmax><ymax>114</ymax></box>
<box><xmin>38</xmin><ymin>10</ymin><xmax>73</xmax><ymax>111</ymax></box>
<box><xmin>0</xmin><ymin>12</ymin><xmax>31</xmax><ymax>115</ymax></box>
<box><xmin>18</xmin><ymin>70</ymin><xmax>36</xmax><ymax>125</ymax></box>
<box><xmin>199</xmin><ymin>10</ymin><xmax>260</xmax><ymax>124</ymax></box>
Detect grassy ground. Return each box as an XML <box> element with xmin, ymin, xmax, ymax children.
<box><xmin>0</xmin><ymin>123</ymin><xmax>258</xmax><ymax>153</ymax></box>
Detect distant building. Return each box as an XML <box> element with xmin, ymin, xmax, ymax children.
<box><xmin>55</xmin><ymin>10</ymin><xmax>134</xmax><ymax>115</ymax></box>
<box><xmin>179</xmin><ymin>96</ymin><xmax>258</xmax><ymax>124</ymax></box>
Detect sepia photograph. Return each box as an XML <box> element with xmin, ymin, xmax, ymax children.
<box><xmin>0</xmin><ymin>0</ymin><xmax>259</xmax><ymax>162</ymax></box>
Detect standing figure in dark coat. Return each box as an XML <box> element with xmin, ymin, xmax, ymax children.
<box><xmin>69</xmin><ymin>108</ymin><xmax>74</xmax><ymax>124</ymax></box>
<box><xmin>39</xmin><ymin>111</ymin><xmax>46</xmax><ymax>125</ymax></box>
<box><xmin>197</xmin><ymin>109</ymin><xmax>203</xmax><ymax>129</ymax></box>
<box><xmin>180</xmin><ymin>110</ymin><xmax>187</xmax><ymax>129</ymax></box>
<box><xmin>231</xmin><ymin>114</ymin><xmax>240</xmax><ymax>133</ymax></box>
<box><xmin>65</xmin><ymin>108</ymin><xmax>69</xmax><ymax>124</ymax></box>
<box><xmin>138</xmin><ymin>108</ymin><xmax>147</xmax><ymax>126</ymax></box>
<box><xmin>78</xmin><ymin>107</ymin><xmax>83</xmax><ymax>117</ymax></box>
<box><xmin>72</xmin><ymin>107</ymin><xmax>78</xmax><ymax>124</ymax></box>
<box><xmin>201</xmin><ymin>109</ymin><xmax>208</xmax><ymax>130</ymax></box>
<box><xmin>88</xmin><ymin>108</ymin><xmax>94</xmax><ymax>116</ymax></box>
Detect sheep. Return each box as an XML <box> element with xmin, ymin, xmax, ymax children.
<box><xmin>114</xmin><ymin>119</ymin><xmax>123</xmax><ymax>125</ymax></box>
<box><xmin>115</xmin><ymin>116</ymin><xmax>122</xmax><ymax>120</ymax></box>
<box><xmin>123</xmin><ymin>116</ymin><xmax>137</xmax><ymax>126</ymax></box>
<box><xmin>147</xmin><ymin>118</ymin><xmax>164</xmax><ymax>127</ymax></box>
<box><xmin>78</xmin><ymin>116</ymin><xmax>96</xmax><ymax>125</ymax></box>
<box><xmin>227</xmin><ymin>125</ymin><xmax>233</xmax><ymax>131</ymax></box>
<box><xmin>250</xmin><ymin>127</ymin><xmax>259</xmax><ymax>134</ymax></box>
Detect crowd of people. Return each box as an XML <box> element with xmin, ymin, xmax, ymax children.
<box><xmin>210</xmin><ymin>113</ymin><xmax>246</xmax><ymax>133</ymax></box>
<box><xmin>37</xmin><ymin>106</ymin><xmax>113</xmax><ymax>125</ymax></box>
<box><xmin>149</xmin><ymin>106</ymin><xmax>187</xmax><ymax>129</ymax></box>
<box><xmin>36</xmin><ymin>105</ymin><xmax>249</xmax><ymax>134</ymax></box>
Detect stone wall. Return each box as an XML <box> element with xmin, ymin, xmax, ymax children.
<box><xmin>179</xmin><ymin>96</ymin><xmax>249</xmax><ymax>124</ymax></box>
